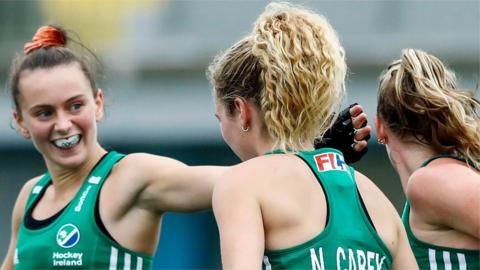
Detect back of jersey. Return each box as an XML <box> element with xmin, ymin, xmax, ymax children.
<box><xmin>263</xmin><ymin>148</ymin><xmax>392</xmax><ymax>270</ymax></box>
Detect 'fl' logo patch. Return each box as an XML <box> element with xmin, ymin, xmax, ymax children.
<box><xmin>56</xmin><ymin>224</ymin><xmax>80</xmax><ymax>248</ymax></box>
<box><xmin>314</xmin><ymin>152</ymin><xmax>348</xmax><ymax>172</ymax></box>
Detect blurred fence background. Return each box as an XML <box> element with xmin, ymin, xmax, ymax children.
<box><xmin>0</xmin><ymin>1</ymin><xmax>478</xmax><ymax>268</ymax></box>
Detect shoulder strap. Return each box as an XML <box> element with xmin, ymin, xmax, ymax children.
<box><xmin>295</xmin><ymin>148</ymin><xmax>354</xmax><ymax>225</ymax></box>
<box><xmin>422</xmin><ymin>154</ymin><xmax>480</xmax><ymax>171</ymax></box>
<box><xmin>401</xmin><ymin>200</ymin><xmax>415</xmax><ymax>240</ymax></box>
<box><xmin>85</xmin><ymin>151</ymin><xmax>125</xmax><ymax>185</ymax></box>
<box><xmin>72</xmin><ymin>151</ymin><xmax>125</xmax><ymax>215</ymax></box>
<box><xmin>24</xmin><ymin>173</ymin><xmax>52</xmax><ymax>211</ymax></box>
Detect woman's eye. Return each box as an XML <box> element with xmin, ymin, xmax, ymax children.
<box><xmin>71</xmin><ymin>103</ymin><xmax>82</xmax><ymax>111</ymax></box>
<box><xmin>36</xmin><ymin>110</ymin><xmax>52</xmax><ymax>118</ymax></box>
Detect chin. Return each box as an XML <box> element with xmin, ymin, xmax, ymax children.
<box><xmin>43</xmin><ymin>143</ymin><xmax>89</xmax><ymax>169</ymax></box>
<box><xmin>50</xmin><ymin>153</ymin><xmax>87</xmax><ymax>169</ymax></box>
<box><xmin>61</xmin><ymin>155</ymin><xmax>88</xmax><ymax>168</ymax></box>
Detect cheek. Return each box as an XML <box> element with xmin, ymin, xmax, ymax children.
<box><xmin>24</xmin><ymin>119</ymin><xmax>51</xmax><ymax>140</ymax></box>
<box><xmin>76</xmin><ymin>113</ymin><xmax>97</xmax><ymax>134</ymax></box>
<box><xmin>22</xmin><ymin>120</ymin><xmax>52</xmax><ymax>153</ymax></box>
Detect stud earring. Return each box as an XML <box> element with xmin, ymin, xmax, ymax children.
<box><xmin>377</xmin><ymin>138</ymin><xmax>387</xmax><ymax>145</ymax></box>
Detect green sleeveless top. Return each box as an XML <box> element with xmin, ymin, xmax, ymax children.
<box><xmin>14</xmin><ymin>151</ymin><xmax>153</xmax><ymax>269</ymax></box>
<box><xmin>401</xmin><ymin>155</ymin><xmax>480</xmax><ymax>270</ymax></box>
<box><xmin>263</xmin><ymin>148</ymin><xmax>392</xmax><ymax>270</ymax></box>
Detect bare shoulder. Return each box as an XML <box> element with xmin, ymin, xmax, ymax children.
<box><xmin>16</xmin><ymin>176</ymin><xmax>43</xmax><ymax>205</ymax></box>
<box><xmin>215</xmin><ymin>156</ymin><xmax>266</xmax><ymax>192</ymax></box>
<box><xmin>408</xmin><ymin>158</ymin><xmax>479</xmax><ymax>194</ymax></box>
<box><xmin>215</xmin><ymin>154</ymin><xmax>297</xmax><ymax>192</ymax></box>
<box><xmin>407</xmin><ymin>158</ymin><xmax>480</xmax><ymax>220</ymax></box>
<box><xmin>11</xmin><ymin>175</ymin><xmax>44</xmax><ymax>225</ymax></box>
<box><xmin>102</xmin><ymin>152</ymin><xmax>186</xmax><ymax>200</ymax></box>
<box><xmin>113</xmin><ymin>152</ymin><xmax>185</xmax><ymax>173</ymax></box>
<box><xmin>109</xmin><ymin>152</ymin><xmax>186</xmax><ymax>184</ymax></box>
<box><xmin>22</xmin><ymin>175</ymin><xmax>42</xmax><ymax>192</ymax></box>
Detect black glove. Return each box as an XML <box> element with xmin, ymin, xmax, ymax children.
<box><xmin>314</xmin><ymin>103</ymin><xmax>370</xmax><ymax>164</ymax></box>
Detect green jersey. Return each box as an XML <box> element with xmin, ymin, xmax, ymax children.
<box><xmin>263</xmin><ymin>148</ymin><xmax>392</xmax><ymax>270</ymax></box>
<box><xmin>401</xmin><ymin>155</ymin><xmax>480</xmax><ymax>270</ymax></box>
<box><xmin>15</xmin><ymin>151</ymin><xmax>153</xmax><ymax>269</ymax></box>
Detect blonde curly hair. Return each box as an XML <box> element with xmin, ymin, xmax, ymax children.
<box><xmin>378</xmin><ymin>49</ymin><xmax>480</xmax><ymax>165</ymax></box>
<box><xmin>208</xmin><ymin>2</ymin><xmax>346</xmax><ymax>152</ymax></box>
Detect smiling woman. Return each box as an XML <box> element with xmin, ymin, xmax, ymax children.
<box><xmin>1</xmin><ymin>25</ymin><xmax>229</xmax><ymax>270</ymax></box>
<box><xmin>14</xmin><ymin>62</ymin><xmax>103</xmax><ymax>169</ymax></box>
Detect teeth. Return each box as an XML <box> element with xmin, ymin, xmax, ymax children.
<box><xmin>53</xmin><ymin>135</ymin><xmax>81</xmax><ymax>149</ymax></box>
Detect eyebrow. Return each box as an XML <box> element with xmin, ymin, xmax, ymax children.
<box><xmin>214</xmin><ymin>113</ymin><xmax>220</xmax><ymax>120</ymax></box>
<box><xmin>29</xmin><ymin>94</ymin><xmax>86</xmax><ymax>112</ymax></box>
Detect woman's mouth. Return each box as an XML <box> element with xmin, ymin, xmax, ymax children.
<box><xmin>52</xmin><ymin>135</ymin><xmax>82</xmax><ymax>149</ymax></box>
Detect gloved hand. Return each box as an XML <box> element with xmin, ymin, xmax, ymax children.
<box><xmin>314</xmin><ymin>103</ymin><xmax>371</xmax><ymax>164</ymax></box>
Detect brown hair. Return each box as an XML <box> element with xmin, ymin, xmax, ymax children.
<box><xmin>9</xmin><ymin>25</ymin><xmax>98</xmax><ymax>113</ymax></box>
<box><xmin>378</xmin><ymin>49</ymin><xmax>480</xmax><ymax>164</ymax></box>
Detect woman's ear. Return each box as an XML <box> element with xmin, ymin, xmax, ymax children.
<box><xmin>13</xmin><ymin>111</ymin><xmax>31</xmax><ymax>139</ymax></box>
<box><xmin>95</xmin><ymin>89</ymin><xmax>105</xmax><ymax>122</ymax></box>
<box><xmin>375</xmin><ymin>116</ymin><xmax>388</xmax><ymax>144</ymax></box>
<box><xmin>234</xmin><ymin>97</ymin><xmax>251</xmax><ymax>132</ymax></box>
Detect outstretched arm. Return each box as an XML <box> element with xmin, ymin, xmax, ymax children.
<box><xmin>121</xmin><ymin>153</ymin><xmax>228</xmax><ymax>213</ymax></box>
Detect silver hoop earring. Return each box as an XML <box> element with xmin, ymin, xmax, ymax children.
<box><xmin>242</xmin><ymin>126</ymin><xmax>249</xmax><ymax>132</ymax></box>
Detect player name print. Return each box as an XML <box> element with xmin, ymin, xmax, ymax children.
<box><xmin>310</xmin><ymin>247</ymin><xmax>387</xmax><ymax>270</ymax></box>
<box><xmin>314</xmin><ymin>152</ymin><xmax>348</xmax><ymax>172</ymax></box>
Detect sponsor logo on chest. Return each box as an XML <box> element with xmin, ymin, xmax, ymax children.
<box><xmin>74</xmin><ymin>175</ymin><xmax>101</xmax><ymax>212</ymax></box>
<box><xmin>56</xmin><ymin>224</ymin><xmax>80</xmax><ymax>248</ymax></box>
<box><xmin>54</xmin><ymin>224</ymin><xmax>83</xmax><ymax>266</ymax></box>
<box><xmin>74</xmin><ymin>185</ymin><xmax>92</xmax><ymax>212</ymax></box>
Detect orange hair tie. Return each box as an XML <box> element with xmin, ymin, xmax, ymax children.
<box><xmin>24</xmin><ymin>26</ymin><xmax>65</xmax><ymax>55</ymax></box>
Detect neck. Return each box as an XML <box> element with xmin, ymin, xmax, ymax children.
<box><xmin>388</xmin><ymin>139</ymin><xmax>437</xmax><ymax>193</ymax></box>
<box><xmin>250</xmin><ymin>136</ymin><xmax>275</xmax><ymax>158</ymax></box>
<box><xmin>45</xmin><ymin>144</ymin><xmax>107</xmax><ymax>192</ymax></box>
<box><xmin>253</xmin><ymin>138</ymin><xmax>315</xmax><ymax>157</ymax></box>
